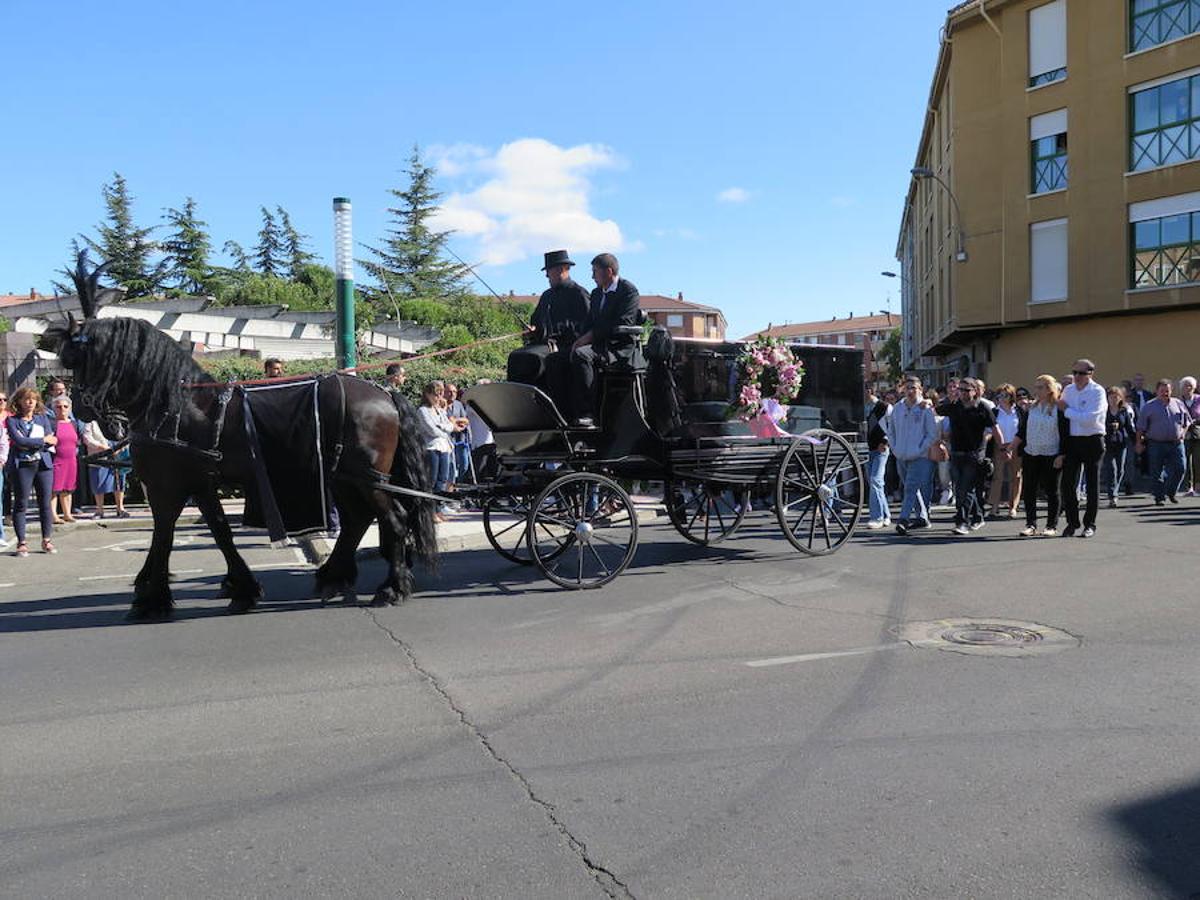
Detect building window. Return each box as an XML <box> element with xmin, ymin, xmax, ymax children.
<box><xmin>1130</xmin><ymin>191</ymin><xmax>1200</xmax><ymax>287</ymax></box>
<box><xmin>1130</xmin><ymin>71</ymin><xmax>1200</xmax><ymax>170</ymax></box>
<box><xmin>1031</xmin><ymin>109</ymin><xmax>1069</xmax><ymax>193</ymax></box>
<box><xmin>667</xmin><ymin>313</ymin><xmax>683</xmax><ymax>328</ymax></box>
<box><xmin>1029</xmin><ymin>0</ymin><xmax>1067</xmax><ymax>87</ymax></box>
<box><xmin>1031</xmin><ymin>218</ymin><xmax>1069</xmax><ymax>303</ymax></box>
<box><xmin>1131</xmin><ymin>0</ymin><xmax>1200</xmax><ymax>53</ymax></box>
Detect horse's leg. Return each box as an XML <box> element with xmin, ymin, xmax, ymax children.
<box><xmin>195</xmin><ymin>487</ymin><xmax>263</xmax><ymax>614</ymax></box>
<box><xmin>314</xmin><ymin>486</ymin><xmax>373</xmax><ymax>603</ymax></box>
<box><xmin>131</xmin><ymin>480</ymin><xmax>189</xmax><ymax>621</ymax></box>
<box><xmin>369</xmin><ymin>490</ymin><xmax>411</xmax><ymax>607</ymax></box>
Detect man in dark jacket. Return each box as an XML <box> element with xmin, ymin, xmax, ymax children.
<box><xmin>566</xmin><ymin>253</ymin><xmax>640</xmax><ymax>426</ymax></box>
<box><xmin>507</xmin><ymin>249</ymin><xmax>590</xmax><ymax>388</ymax></box>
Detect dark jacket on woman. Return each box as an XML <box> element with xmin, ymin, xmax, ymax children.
<box><xmin>6</xmin><ymin>413</ymin><xmax>56</xmax><ymax>470</ymax></box>
<box><xmin>1104</xmin><ymin>406</ymin><xmax>1136</xmax><ymax>448</ymax></box>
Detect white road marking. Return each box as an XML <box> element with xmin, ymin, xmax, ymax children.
<box><xmin>745</xmin><ymin>642</ymin><xmax>908</xmax><ymax>668</ymax></box>
<box><xmin>0</xmin><ymin>583</ymin><xmax>15</xmax><ymax>589</ymax></box>
<box><xmin>79</xmin><ymin>568</ymin><xmax>204</xmax><ymax>582</ymax></box>
<box><xmin>249</xmin><ymin>562</ymin><xmax>312</xmax><ymax>571</ymax></box>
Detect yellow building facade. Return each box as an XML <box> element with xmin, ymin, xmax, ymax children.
<box><xmin>899</xmin><ymin>0</ymin><xmax>1200</xmax><ymax>388</ymax></box>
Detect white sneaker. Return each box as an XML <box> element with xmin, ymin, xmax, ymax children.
<box><xmin>1020</xmin><ymin>525</ymin><xmax>1037</xmax><ymax>537</ymax></box>
<box><xmin>969</xmin><ymin>521</ymin><xmax>985</xmax><ymax>531</ymax></box>
<box><xmin>953</xmin><ymin>524</ymin><xmax>970</xmax><ymax>536</ymax></box>
<box><xmin>0</xmin><ymin>538</ymin><xmax>11</xmax><ymax>550</ymax></box>
<box><xmin>866</xmin><ymin>519</ymin><xmax>886</xmax><ymax>530</ymax></box>
<box><xmin>1042</xmin><ymin>527</ymin><xmax>1059</xmax><ymax>537</ymax></box>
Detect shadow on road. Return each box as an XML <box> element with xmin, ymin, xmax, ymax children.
<box><xmin>1110</xmin><ymin>776</ymin><xmax>1200</xmax><ymax>898</ymax></box>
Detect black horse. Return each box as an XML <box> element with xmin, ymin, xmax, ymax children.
<box><xmin>49</xmin><ymin>256</ymin><xmax>436</xmax><ymax>621</ymax></box>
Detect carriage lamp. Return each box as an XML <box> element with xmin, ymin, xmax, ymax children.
<box><xmin>333</xmin><ymin>197</ymin><xmax>356</xmax><ymax>369</ymax></box>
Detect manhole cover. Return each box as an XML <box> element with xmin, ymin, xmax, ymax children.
<box><xmin>891</xmin><ymin>618</ymin><xmax>1079</xmax><ymax>657</ymax></box>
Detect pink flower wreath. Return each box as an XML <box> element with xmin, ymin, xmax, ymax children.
<box><xmin>729</xmin><ymin>336</ymin><xmax>804</xmax><ymax>421</ymax></box>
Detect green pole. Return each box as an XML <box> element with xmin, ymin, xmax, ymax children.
<box><xmin>333</xmin><ymin>197</ymin><xmax>356</xmax><ymax>369</ymax></box>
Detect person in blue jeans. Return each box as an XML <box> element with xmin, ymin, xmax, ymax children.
<box><xmin>6</xmin><ymin>387</ymin><xmax>60</xmax><ymax>557</ymax></box>
<box><xmin>864</xmin><ymin>394</ymin><xmax>892</xmax><ymax>528</ymax></box>
<box><xmin>416</xmin><ymin>381</ymin><xmax>460</xmax><ymax>521</ymax></box>
<box><xmin>884</xmin><ymin>376</ymin><xmax>939</xmax><ymax>535</ymax></box>
<box><xmin>0</xmin><ymin>396</ymin><xmax>9</xmax><ymax>548</ymax></box>
<box><xmin>1135</xmin><ymin>378</ymin><xmax>1191</xmax><ymax>505</ymax></box>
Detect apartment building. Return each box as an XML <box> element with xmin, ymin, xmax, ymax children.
<box><xmin>898</xmin><ymin>0</ymin><xmax>1200</xmax><ymax>386</ymax></box>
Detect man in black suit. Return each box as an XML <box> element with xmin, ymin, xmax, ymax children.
<box><xmin>566</xmin><ymin>253</ymin><xmax>640</xmax><ymax>426</ymax></box>
<box><xmin>506</xmin><ymin>249</ymin><xmax>590</xmax><ymax>388</ymax></box>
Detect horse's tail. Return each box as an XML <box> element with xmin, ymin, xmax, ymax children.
<box><xmin>390</xmin><ymin>392</ymin><xmax>439</xmax><ymax>568</ymax></box>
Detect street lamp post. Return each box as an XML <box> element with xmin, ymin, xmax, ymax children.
<box><xmin>882</xmin><ymin>270</ymin><xmax>916</xmax><ymax>372</ymax></box>
<box><xmin>333</xmin><ymin>197</ymin><xmax>356</xmax><ymax>369</ymax></box>
<box><xmin>911</xmin><ymin>166</ymin><xmax>968</xmax><ymax>262</ymax></box>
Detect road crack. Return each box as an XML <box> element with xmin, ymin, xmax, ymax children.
<box><xmin>363</xmin><ymin>609</ymin><xmax>636</xmax><ymax>900</ymax></box>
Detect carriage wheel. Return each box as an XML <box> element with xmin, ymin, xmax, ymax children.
<box><xmin>483</xmin><ymin>494</ymin><xmax>573</xmax><ymax>565</ymax></box>
<box><xmin>528</xmin><ymin>473</ymin><xmax>639</xmax><ymax>589</ymax></box>
<box><xmin>482</xmin><ymin>495</ymin><xmax>535</xmax><ymax>564</ymax></box>
<box><xmin>774</xmin><ymin>429</ymin><xmax>864</xmax><ymax>556</ymax></box>
<box><xmin>665</xmin><ymin>478</ymin><xmax>749</xmax><ymax>545</ymax></box>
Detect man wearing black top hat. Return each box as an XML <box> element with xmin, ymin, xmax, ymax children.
<box><xmin>506</xmin><ymin>249</ymin><xmax>590</xmax><ymax>389</ymax></box>
<box><xmin>567</xmin><ymin>253</ymin><xmax>641</xmax><ymax>427</ymax></box>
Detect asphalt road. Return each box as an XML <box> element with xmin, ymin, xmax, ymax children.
<box><xmin>2</xmin><ymin>500</ymin><xmax>1199</xmax><ymax>898</ymax></box>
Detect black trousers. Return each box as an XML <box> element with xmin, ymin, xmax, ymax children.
<box><xmin>1062</xmin><ymin>435</ymin><xmax>1104</xmax><ymax>529</ymax></box>
<box><xmin>12</xmin><ymin>463</ymin><xmax>54</xmax><ymax>544</ymax></box>
<box><xmin>567</xmin><ymin>345</ymin><xmax>599</xmax><ymax>421</ymax></box>
<box><xmin>1021</xmin><ymin>453</ymin><xmax>1060</xmax><ymax>528</ymax></box>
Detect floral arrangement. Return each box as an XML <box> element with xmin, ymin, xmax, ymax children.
<box><xmin>729</xmin><ymin>335</ymin><xmax>804</xmax><ymax>420</ymax></box>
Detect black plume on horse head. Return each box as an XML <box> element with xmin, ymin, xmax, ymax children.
<box><xmin>64</xmin><ymin>248</ymin><xmax>110</xmax><ymax>321</ymax></box>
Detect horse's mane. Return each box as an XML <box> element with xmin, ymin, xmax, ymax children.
<box><xmin>69</xmin><ymin>317</ymin><xmax>213</xmax><ymax>423</ymax></box>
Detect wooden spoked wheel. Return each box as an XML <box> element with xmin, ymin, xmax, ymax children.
<box><xmin>774</xmin><ymin>429</ymin><xmax>864</xmax><ymax>556</ymax></box>
<box><xmin>665</xmin><ymin>478</ymin><xmax>749</xmax><ymax>545</ymax></box>
<box><xmin>527</xmin><ymin>473</ymin><xmax>639</xmax><ymax>589</ymax></box>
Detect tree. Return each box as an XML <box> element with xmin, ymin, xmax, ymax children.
<box><xmin>84</xmin><ymin>172</ymin><xmax>165</xmax><ymax>299</ymax></box>
<box><xmin>360</xmin><ymin>145</ymin><xmax>469</xmax><ymax>311</ymax></box>
<box><xmin>0</xmin><ymin>315</ymin><xmax>11</xmax><ymax>335</ymax></box>
<box><xmin>161</xmin><ymin>197</ymin><xmax>212</xmax><ymax>295</ymax></box>
<box><xmin>254</xmin><ymin>206</ymin><xmax>284</xmax><ymax>277</ymax></box>
<box><xmin>276</xmin><ymin>206</ymin><xmax>314</xmax><ymax>279</ymax></box>
<box><xmin>879</xmin><ymin>326</ymin><xmax>903</xmax><ymax>383</ymax></box>
<box><xmin>222</xmin><ymin>240</ymin><xmax>252</xmax><ymax>272</ymax></box>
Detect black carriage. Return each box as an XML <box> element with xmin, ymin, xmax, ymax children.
<box><xmin>462</xmin><ymin>328</ymin><xmax>866</xmax><ymax>590</ymax></box>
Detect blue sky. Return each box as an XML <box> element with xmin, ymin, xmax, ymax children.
<box><xmin>1</xmin><ymin>0</ymin><xmax>948</xmax><ymax>339</ymax></box>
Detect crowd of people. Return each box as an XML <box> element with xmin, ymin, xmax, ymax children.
<box><xmin>864</xmin><ymin>362</ymin><xmax>1200</xmax><ymax>539</ymax></box>
<box><xmin>1</xmin><ymin>379</ymin><xmax>130</xmax><ymax>557</ymax></box>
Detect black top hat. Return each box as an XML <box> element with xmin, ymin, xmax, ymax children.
<box><xmin>541</xmin><ymin>249</ymin><xmax>575</xmax><ymax>271</ymax></box>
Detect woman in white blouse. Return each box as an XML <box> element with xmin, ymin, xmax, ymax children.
<box><xmin>1011</xmin><ymin>375</ymin><xmax>1068</xmax><ymax>536</ymax></box>
<box><xmin>417</xmin><ymin>381</ymin><xmax>460</xmax><ymax>520</ymax></box>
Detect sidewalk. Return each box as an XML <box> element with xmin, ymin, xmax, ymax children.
<box><xmin>299</xmin><ymin>494</ymin><xmax>667</xmax><ymax>565</ymax></box>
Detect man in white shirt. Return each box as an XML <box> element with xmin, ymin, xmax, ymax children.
<box><xmin>1057</xmin><ymin>358</ymin><xmax>1106</xmax><ymax>537</ymax></box>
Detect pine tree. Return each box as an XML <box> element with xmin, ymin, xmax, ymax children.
<box><xmin>84</xmin><ymin>172</ymin><xmax>165</xmax><ymax>299</ymax></box>
<box><xmin>161</xmin><ymin>197</ymin><xmax>212</xmax><ymax>295</ymax></box>
<box><xmin>254</xmin><ymin>206</ymin><xmax>284</xmax><ymax>277</ymax></box>
<box><xmin>276</xmin><ymin>206</ymin><xmax>314</xmax><ymax>279</ymax></box>
<box><xmin>222</xmin><ymin>240</ymin><xmax>252</xmax><ymax>271</ymax></box>
<box><xmin>360</xmin><ymin>145</ymin><xmax>468</xmax><ymax>304</ymax></box>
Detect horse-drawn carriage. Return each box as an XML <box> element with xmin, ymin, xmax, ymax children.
<box><xmin>462</xmin><ymin>325</ymin><xmax>866</xmax><ymax>589</ymax></box>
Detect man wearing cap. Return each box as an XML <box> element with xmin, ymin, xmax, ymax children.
<box><xmin>506</xmin><ymin>249</ymin><xmax>590</xmax><ymax>388</ymax></box>
<box><xmin>1058</xmin><ymin>358</ymin><xmax>1107</xmax><ymax>537</ymax></box>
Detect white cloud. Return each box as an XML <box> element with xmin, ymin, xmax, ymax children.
<box><xmin>430</xmin><ymin>138</ymin><xmax>629</xmax><ymax>266</ymax></box>
<box><xmin>717</xmin><ymin>187</ymin><xmax>751</xmax><ymax>204</ymax></box>
<box><xmin>428</xmin><ymin>142</ymin><xmax>489</xmax><ymax>177</ymax></box>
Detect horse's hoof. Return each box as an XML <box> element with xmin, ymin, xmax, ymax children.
<box><xmin>370</xmin><ymin>588</ymin><xmax>403</xmax><ymax>607</ymax></box>
<box><xmin>126</xmin><ymin>606</ymin><xmax>172</xmax><ymax>623</ymax></box>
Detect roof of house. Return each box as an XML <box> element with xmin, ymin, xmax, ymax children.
<box><xmin>741</xmin><ymin>313</ymin><xmax>900</xmax><ymax>341</ymax></box>
<box><xmin>0</xmin><ymin>291</ymin><xmax>54</xmax><ymax>308</ymax></box>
